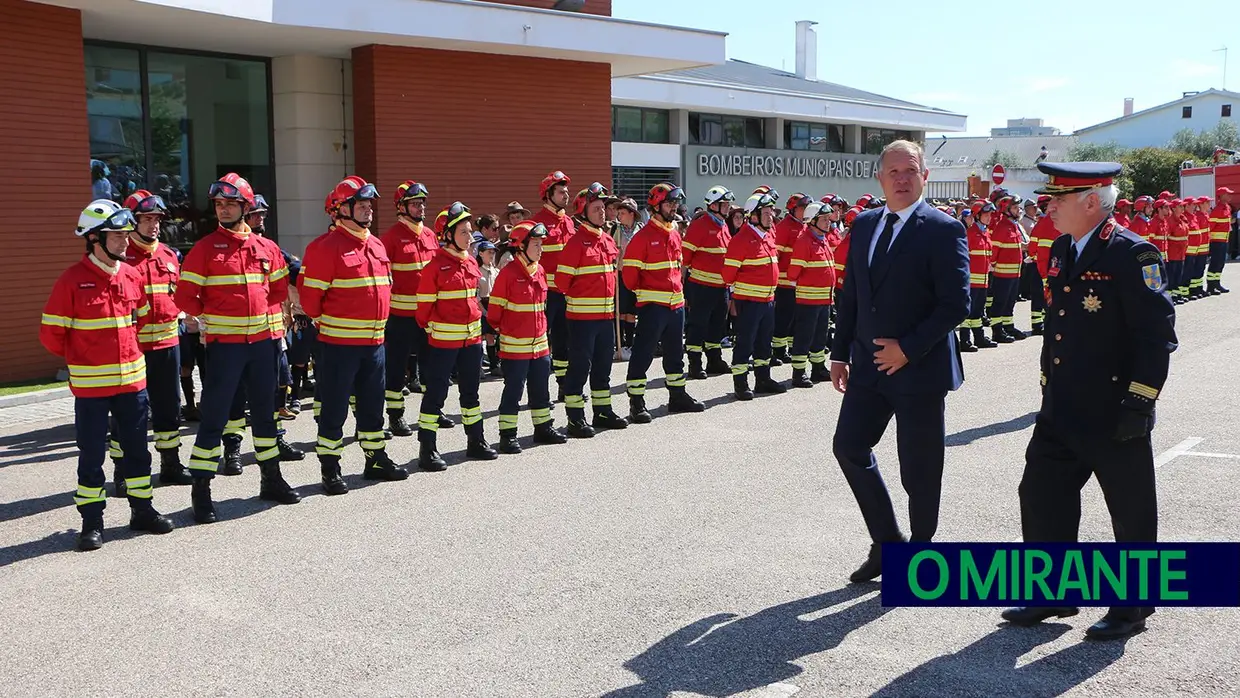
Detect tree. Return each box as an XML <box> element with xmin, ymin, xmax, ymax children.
<box><xmin>1068</xmin><ymin>140</ymin><xmax>1128</xmax><ymax>162</ymax></box>
<box><xmin>985</xmin><ymin>148</ymin><xmax>1025</xmax><ymax>168</ymax></box>
<box><xmin>1122</xmin><ymin>147</ymin><xmax>1198</xmax><ymax>199</ymax></box>
<box><xmin>1165</xmin><ymin>121</ymin><xmax>1240</xmax><ymax>161</ymax></box>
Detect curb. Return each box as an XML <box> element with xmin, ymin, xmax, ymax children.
<box><xmin>0</xmin><ymin>386</ymin><xmax>72</xmax><ymax>409</ymax></box>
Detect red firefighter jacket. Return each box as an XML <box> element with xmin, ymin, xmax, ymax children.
<box><xmin>786</xmin><ymin>229</ymin><xmax>835</xmax><ymax>304</ymax></box>
<box><xmin>989</xmin><ymin>216</ymin><xmax>1023</xmax><ymax>278</ymax></box>
<box><xmin>298</xmin><ymin>226</ymin><xmax>392</xmax><ymax>346</ymax></box>
<box><xmin>41</xmin><ymin>255</ymin><xmax>150</xmax><ymax>397</ymax></box>
<box><xmin>530</xmin><ymin>204</ymin><xmax>576</xmax><ymax>289</ymax></box>
<box><xmin>487</xmin><ymin>259</ymin><xmax>549</xmax><ymax>359</ymax></box>
<box><xmin>773</xmin><ymin>216</ymin><xmax>806</xmax><ymax>288</ymax></box>
<box><xmin>416</xmin><ymin>247</ymin><xmax>483</xmax><ymax>347</ymax></box>
<box><xmin>125</xmin><ymin>241</ymin><xmax>181</xmax><ymax>351</ymax></box>
<box><xmin>1166</xmin><ymin>215</ymin><xmax>1189</xmax><ymax>261</ymax></box>
<box><xmin>722</xmin><ymin>223</ymin><xmax>779</xmax><ymax>302</ymax></box>
<box><xmin>681</xmin><ymin>213</ymin><xmax>731</xmax><ymax>288</ymax></box>
<box><xmin>175</xmin><ymin>224</ymin><xmax>288</xmax><ymax>343</ymax></box>
<box><xmin>966</xmin><ymin>223</ymin><xmax>993</xmax><ymax>288</ymax></box>
<box><xmin>1028</xmin><ymin>215</ymin><xmax>1060</xmax><ymax>279</ymax></box>
<box><xmin>1210</xmin><ymin>203</ymin><xmax>1233</xmax><ymax>243</ymax></box>
<box><xmin>554</xmin><ymin>221</ymin><xmax>618</xmax><ymax>320</ymax></box>
<box><xmin>380</xmin><ymin>218</ymin><xmax>440</xmax><ymax>317</ymax></box>
<box><xmin>832</xmin><ymin>232</ymin><xmax>851</xmax><ymax>288</ymax></box>
<box><xmin>621</xmin><ymin>217</ymin><xmax>685</xmax><ymax>309</ymax></box>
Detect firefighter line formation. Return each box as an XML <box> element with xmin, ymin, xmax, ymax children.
<box><xmin>41</xmin><ymin>171</ymin><xmax>1234</xmax><ymax>551</ymax></box>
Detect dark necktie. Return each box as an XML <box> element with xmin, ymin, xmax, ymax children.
<box><xmin>1064</xmin><ymin>241</ymin><xmax>1078</xmax><ymax>276</ymax></box>
<box><xmin>870</xmin><ymin>212</ymin><xmax>901</xmax><ymax>276</ymax></box>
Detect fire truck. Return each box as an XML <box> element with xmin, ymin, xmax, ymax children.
<box><xmin>1180</xmin><ymin>147</ymin><xmax>1240</xmax><ymax>198</ymax></box>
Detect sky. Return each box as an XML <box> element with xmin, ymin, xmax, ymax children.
<box><xmin>612</xmin><ymin>0</ymin><xmax>1237</xmax><ymax>137</ymax></box>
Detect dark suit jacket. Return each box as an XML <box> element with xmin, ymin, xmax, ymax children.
<box><xmin>830</xmin><ymin>200</ymin><xmax>971</xmax><ymax>395</ymax></box>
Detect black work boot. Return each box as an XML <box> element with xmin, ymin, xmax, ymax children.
<box><xmin>668</xmin><ymin>386</ymin><xmax>705</xmax><ymax>412</ymax></box>
<box><xmin>993</xmin><ymin>326</ymin><xmax>1014</xmax><ymax>344</ymax></box>
<box><xmin>593</xmin><ymin>408</ymin><xmax>629</xmax><ymax>430</ymax></box>
<box><xmin>705</xmin><ymin>349</ymin><xmax>731</xmax><ymax>375</ymax></box>
<box><xmin>734</xmin><ymin>373</ymin><xmax>754</xmax><ymax>401</ymax></box>
<box><xmin>78</xmin><ymin>516</ymin><xmax>104</xmax><ymax>551</ymax></box>
<box><xmin>487</xmin><ymin>345</ymin><xmax>503</xmax><ymax>378</ymax></box>
<box><xmin>687</xmin><ymin>352</ymin><xmax>707</xmax><ymax>380</ymax></box>
<box><xmin>114</xmin><ymin>472</ymin><xmax>127</xmax><ymax>499</ymax></box>
<box><xmin>1008</xmin><ymin>326</ymin><xmax>1029</xmax><ymax>341</ymax></box>
<box><xmin>388</xmin><ymin>409</ymin><xmax>414</xmax><ymax>437</ymax></box>
<box><xmin>498</xmin><ymin>428</ymin><xmax>522</xmax><ymax>454</ymax></box>
<box><xmin>466</xmin><ymin>432</ymin><xmax>500</xmax><ymax>460</ymax></box>
<box><xmin>221</xmin><ymin>440</ymin><xmax>243</xmax><ymax>476</ymax></box>
<box><xmin>754</xmin><ymin>368</ymin><xmax>787</xmax><ymax>394</ymax></box>
<box><xmin>1031</xmin><ymin>323</ymin><xmax>1044</xmax><ymax>336</ymax></box>
<box><xmin>258</xmin><ymin>461</ymin><xmax>301</xmax><ymax>505</ymax></box>
<box><xmin>437</xmin><ymin>412</ymin><xmax>455</xmax><ymax>430</ymax></box>
<box><xmin>129</xmin><ymin>504</ymin><xmax>175</xmax><ymax>534</ymax></box>
<box><xmin>810</xmin><ymin>362</ymin><xmax>831</xmax><ymax>383</ymax></box>
<box><xmin>418</xmin><ymin>433</ymin><xmax>448</xmax><ymax>472</ymax></box>
<box><xmin>158</xmin><ymin>449</ymin><xmax>192</xmax><ymax>486</ymax></box>
<box><xmin>973</xmin><ymin>327</ymin><xmax>998</xmax><ymax>349</ymax></box>
<box><xmin>320</xmin><ymin>456</ymin><xmax>348</xmax><ymax>495</ymax></box>
<box><xmin>958</xmin><ymin>329</ymin><xmax>977</xmax><ymax>353</ymax></box>
<box><xmin>629</xmin><ymin>395</ymin><xmax>653</xmax><ymax>424</ymax></box>
<box><xmin>566</xmin><ymin>418</ymin><xmax>596</xmax><ymax>439</ymax></box>
<box><xmin>533</xmin><ymin>421</ymin><xmax>568</xmax><ymax>445</ymax></box>
<box><xmin>277</xmin><ymin>435</ymin><xmax>305</xmax><ymax>461</ymax></box>
<box><xmin>191</xmin><ymin>478</ymin><xmax>217</xmax><ymax>524</ymax></box>
<box><xmin>770</xmin><ymin>346</ymin><xmax>788</xmax><ymax>367</ymax></box>
<box><xmin>363</xmin><ymin>449</ymin><xmax>410</xmax><ymax>480</ymax></box>
<box><xmin>792</xmin><ymin>368</ymin><xmax>814</xmax><ymax>388</ymax></box>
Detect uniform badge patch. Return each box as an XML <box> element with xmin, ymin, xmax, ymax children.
<box><xmin>1048</xmin><ymin>258</ymin><xmax>1061</xmax><ymax>278</ymax></box>
<box><xmin>1082</xmin><ymin>294</ymin><xmax>1103</xmax><ymax>312</ymax></box>
<box><xmin>1141</xmin><ymin>263</ymin><xmax>1163</xmax><ymax>291</ymax></box>
<box><xmin>214</xmin><ymin>243</ymin><xmax>229</xmax><ymax>249</ymax></box>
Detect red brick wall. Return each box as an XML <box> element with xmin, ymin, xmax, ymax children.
<box><xmin>490</xmin><ymin>0</ymin><xmax>611</xmax><ymax>16</ymax></box>
<box><xmin>353</xmin><ymin>45</ymin><xmax>612</xmax><ymax>227</ymax></box>
<box><xmin>0</xmin><ymin>0</ymin><xmax>90</xmax><ymax>382</ymax></box>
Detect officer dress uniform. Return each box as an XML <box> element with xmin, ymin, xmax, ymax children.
<box><xmin>299</xmin><ymin>220</ymin><xmax>408</xmax><ymax>494</ymax></box>
<box><xmin>176</xmin><ymin>215</ymin><xmax>298</xmax><ymax>522</ymax></box>
<box><xmin>722</xmin><ymin>218</ymin><xmax>783</xmax><ymax>399</ymax></box>
<box><xmin>786</xmin><ymin>216</ymin><xmax>836</xmax><ymax>385</ymax></box>
<box><xmin>381</xmin><ymin>205</ymin><xmax>440</xmax><ymax>428</ymax></box>
<box><xmin>621</xmin><ymin>214</ymin><xmax>705</xmax><ymax>421</ymax></box>
<box><xmin>1007</xmin><ymin>162</ymin><xmax>1177</xmax><ymax>640</ymax></box>
<box><xmin>1207</xmin><ymin>188</ymin><xmax>1233</xmax><ymax>294</ymax></box>
<box><xmin>555</xmin><ymin>219</ymin><xmax>629</xmax><ymax>435</ymax></box>
<box><xmin>41</xmin><ymin>203</ymin><xmax>174</xmax><ymax>550</ymax></box>
<box><xmin>681</xmin><ymin>211</ymin><xmax>733</xmax><ymax>378</ymax></box>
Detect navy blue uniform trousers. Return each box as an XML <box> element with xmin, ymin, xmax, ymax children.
<box><xmin>790</xmin><ymin>303</ymin><xmax>830</xmax><ymax>369</ymax></box>
<box><xmin>317</xmin><ymin>342</ymin><xmax>387</xmax><ymax>457</ymax></box>
<box><xmin>684</xmin><ymin>281</ymin><xmax>728</xmax><ymax>355</ymax></box>
<box><xmin>626</xmin><ymin>304</ymin><xmax>686</xmax><ymax>395</ymax></box>
<box><xmin>109</xmin><ymin>344</ymin><xmax>181</xmax><ymax>466</ymax></box>
<box><xmin>418</xmin><ymin>343</ymin><xmax>484</xmax><ymax>442</ymax></box>
<box><xmin>990</xmin><ymin>276</ymin><xmax>1020</xmax><ymax>328</ymax></box>
<box><xmin>730</xmin><ymin>299</ymin><xmax>774</xmax><ymax>375</ymax></box>
<box><xmin>498</xmin><ymin>355</ymin><xmax>553</xmax><ymax>433</ymax></box>
<box><xmin>563</xmin><ymin>319</ymin><xmax>615</xmax><ymax>421</ymax></box>
<box><xmin>383</xmin><ymin>315</ymin><xmax>423</xmax><ymax>414</ymax></box>
<box><xmin>546</xmin><ymin>291</ymin><xmax>570</xmax><ymax>383</ymax></box>
<box><xmin>77</xmin><ymin>389</ymin><xmax>152</xmax><ymax>519</ymax></box>
<box><xmin>832</xmin><ymin>382</ymin><xmax>948</xmax><ymax>543</ymax></box>
<box><xmin>188</xmin><ymin>340</ymin><xmax>278</xmax><ymax>478</ymax></box>
<box><xmin>772</xmin><ymin>287</ymin><xmax>797</xmax><ymax>350</ymax></box>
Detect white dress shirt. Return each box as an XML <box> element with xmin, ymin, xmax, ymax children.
<box><xmin>867</xmin><ymin>198</ymin><xmax>923</xmax><ymax>265</ymax></box>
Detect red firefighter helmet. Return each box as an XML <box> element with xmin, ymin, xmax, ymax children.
<box><xmin>437</xmin><ymin>202</ymin><xmax>472</xmax><ymax>243</ymax></box>
<box><xmin>327</xmin><ymin>176</ymin><xmax>378</xmax><ymax>218</ymax></box>
<box><xmin>208</xmin><ymin>173</ymin><xmax>255</xmax><ymax>208</ymax></box>
<box><xmin>785</xmin><ymin>193</ymin><xmax>812</xmax><ymax>212</ymax></box>
<box><xmin>508</xmin><ymin>220</ymin><xmax>548</xmax><ymax>248</ymax></box>
<box><xmin>540</xmin><ymin>170</ymin><xmax>571</xmax><ymax>200</ymax></box>
<box><xmin>393</xmin><ymin>180</ymin><xmax>429</xmax><ymax>208</ymax></box>
<box><xmin>124</xmin><ymin>189</ymin><xmax>168</xmax><ymax>215</ymax></box>
<box><xmin>647</xmin><ymin>182</ymin><xmax>685</xmax><ymax>209</ymax></box>
<box><xmin>573</xmin><ymin>182</ymin><xmax>610</xmax><ymax>217</ymax></box>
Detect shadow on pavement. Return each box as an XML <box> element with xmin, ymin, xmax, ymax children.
<box><xmin>603</xmin><ymin>585</ymin><xmax>889</xmax><ymax>697</ymax></box>
<box><xmin>0</xmin><ymin>424</ymin><xmax>77</xmax><ymax>468</ymax></box>
<box><xmin>870</xmin><ymin>623</ymin><xmax>1130</xmax><ymax>697</ymax></box>
<box><xmin>946</xmin><ymin>411</ymin><xmax>1037</xmax><ymax>447</ymax></box>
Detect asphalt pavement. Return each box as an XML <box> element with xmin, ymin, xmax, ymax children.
<box><xmin>2</xmin><ymin>269</ymin><xmax>1239</xmax><ymax>697</ymax></box>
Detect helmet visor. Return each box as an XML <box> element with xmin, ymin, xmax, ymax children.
<box><xmin>399</xmin><ymin>182</ymin><xmax>428</xmax><ymax>201</ymax></box>
<box><xmin>103</xmin><ymin>208</ymin><xmax>137</xmax><ymax>232</ymax></box>
<box><xmin>207</xmin><ymin>180</ymin><xmax>243</xmax><ymax>201</ymax></box>
<box><xmin>134</xmin><ymin>194</ymin><xmax>167</xmax><ymax>215</ymax></box>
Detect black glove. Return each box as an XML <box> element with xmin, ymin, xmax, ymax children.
<box><xmin>1113</xmin><ymin>408</ymin><xmax>1151</xmax><ymax>442</ymax></box>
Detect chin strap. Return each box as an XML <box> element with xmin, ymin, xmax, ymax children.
<box><xmin>89</xmin><ymin>231</ymin><xmax>128</xmax><ymax>262</ymax></box>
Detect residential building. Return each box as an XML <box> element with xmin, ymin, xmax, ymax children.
<box><xmin>1075</xmin><ymin>89</ymin><xmax>1240</xmax><ymax>149</ymax></box>
<box><xmin>924</xmin><ymin>135</ymin><xmax>1078</xmax><ymax>200</ymax></box>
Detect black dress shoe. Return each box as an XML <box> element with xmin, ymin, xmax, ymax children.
<box><xmin>1085</xmin><ymin>609</ymin><xmax>1150</xmax><ymax>640</ymax></box>
<box><xmin>1001</xmin><ymin>606</ymin><xmax>1079</xmax><ymax>626</ymax></box>
<box><xmin>849</xmin><ymin>544</ymin><xmax>884</xmax><ymax>583</ymax></box>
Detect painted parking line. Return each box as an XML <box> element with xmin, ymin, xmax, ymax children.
<box><xmin>1154</xmin><ymin>437</ymin><xmax>1205</xmax><ymax>468</ymax></box>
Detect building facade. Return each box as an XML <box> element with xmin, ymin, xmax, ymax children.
<box><xmin>924</xmin><ymin>135</ymin><xmax>1077</xmax><ymax>201</ymax></box>
<box><xmin>1075</xmin><ymin>89</ymin><xmax>1240</xmax><ymax>149</ymax></box>
<box><xmin>1</xmin><ymin>0</ymin><xmax>725</xmax><ymax>382</ymax></box>
<box><xmin>991</xmin><ymin>118</ymin><xmax>1060</xmax><ymax>137</ymax></box>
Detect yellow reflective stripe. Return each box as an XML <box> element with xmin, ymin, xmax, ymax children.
<box><xmin>644</xmin><ymin>260</ymin><xmax>680</xmax><ymax>271</ymax></box>
<box><xmin>733</xmin><ymin>282</ymin><xmax>774</xmax><ymax>296</ymax></box>
<box><xmin>268</xmin><ymin>266</ymin><xmax>289</xmax><ymax>282</ymax></box>
<box><xmin>75</xmin><ymin>485</ymin><xmax>107</xmax><ymax>506</ymax></box>
<box><xmin>136</xmin><ymin>303</ymin><xmax>150</xmax><ymax>318</ymax></box>
<box><xmin>138</xmin><ymin>320</ymin><xmax>179</xmax><ymax>342</ymax></box>
<box><xmin>991</xmin><ymin>241</ymin><xmax>1021</xmax><ymax>249</ymax></box>
<box><xmin>500</xmin><ymin>301</ymin><xmax>545</xmax><ymax>313</ymax></box>
<box><xmin>834</xmin><ymin>262</ymin><xmax>846</xmax><ymax>271</ymax></box>
<box><xmin>302</xmin><ymin>277</ymin><xmax>331</xmax><ymax>290</ymax></box>
<box><xmin>969</xmin><ymin>273</ymin><xmax>990</xmax><ymax>285</ymax></box>
<box><xmin>565</xmin><ymin>296</ymin><xmax>613</xmax><ymax>306</ymax></box>
<box><xmin>1129</xmin><ymin>382</ymin><xmax>1159</xmax><ymax>400</ymax></box>
<box><xmin>144</xmin><ymin>283</ymin><xmax>171</xmax><ymax>295</ymax></box>
<box><xmin>566</xmin><ymin>297</ymin><xmax>615</xmax><ymax>313</ymax></box>
<box><xmin>723</xmin><ymin>258</ymin><xmax>742</xmax><ymax>268</ymax></box>
<box><xmin>543</xmin><ymin>243</ymin><xmax>565</xmax><ymax>253</ymax></box>
<box><xmin>68</xmin><ymin>315</ymin><xmax>135</xmax><ymax>330</ymax></box>
<box><xmin>561</xmin><ymin>264</ymin><xmax>616</xmax><ymax>275</ymax></box>
<box><xmin>391</xmin><ymin>294</ymin><xmax>418</xmax><ymax>310</ymax></box>
<box><xmin>796</xmin><ymin>286</ymin><xmax>833</xmax><ymax>300</ymax></box>
<box><xmin>688</xmin><ymin>270</ymin><xmax>725</xmax><ymax>285</ymax></box>
<box><xmin>428</xmin><ymin>319</ymin><xmax>482</xmax><ymax>340</ymax></box>
<box><xmin>203</xmin><ymin>273</ymin><xmax>266</xmax><ymax>286</ymax></box>
<box><xmin>68</xmin><ymin>361</ymin><xmax>146</xmax><ymax>389</ymax></box>
<box><xmin>693</xmin><ymin>246</ymin><xmax>727</xmax><ymax>254</ymax></box>
<box><xmin>320</xmin><ymin>326</ymin><xmax>385</xmax><ymax>340</ymax></box>
<box><xmin>68</xmin><ymin>358</ymin><xmax>145</xmax><ymax>376</ymax></box>
<box><xmin>994</xmin><ymin>264</ymin><xmax>1022</xmax><ymax>274</ymax></box>
<box><xmin>437</xmin><ymin>289</ymin><xmax>474</xmax><ymax>300</ymax></box>
<box><xmin>1210</xmin><ymin>217</ymin><xmax>1230</xmax><ymax>223</ymax></box>
<box><xmin>416</xmin><ymin>293</ymin><xmax>437</xmax><ymax>305</ymax></box>
<box><xmin>969</xmin><ymin>250</ymin><xmax>990</xmax><ymax>256</ymax></box>
<box><xmin>179</xmin><ymin>271</ymin><xmax>206</xmax><ymax>285</ymax></box>
<box><xmin>391</xmin><ymin>262</ymin><xmax>423</xmax><ymax>272</ymax></box>
<box><xmin>320</xmin><ymin>315</ymin><xmax>385</xmax><ymax>329</ymax></box>
<box><xmin>41</xmin><ymin>313</ymin><xmax>72</xmax><ymax>328</ymax></box>
<box><xmin>331</xmin><ymin>275</ymin><xmax>391</xmax><ymax>289</ymax></box>
<box><xmin>622</xmin><ymin>258</ymin><xmax>645</xmax><ymax>269</ymax></box>
<box><xmin>635</xmin><ymin>290</ymin><xmax>685</xmax><ymax>305</ymax></box>
<box><xmin>791</xmin><ymin>260</ymin><xmax>831</xmax><ymax>268</ymax></box>
<box><xmin>741</xmin><ymin>256</ymin><xmax>777</xmax><ymax>266</ymax></box>
<box><xmin>499</xmin><ymin>335</ymin><xmax>549</xmax><ymax>354</ymax></box>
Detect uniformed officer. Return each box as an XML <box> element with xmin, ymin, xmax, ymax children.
<box><xmin>1002</xmin><ymin>162</ymin><xmax>1177</xmax><ymax>641</ymax></box>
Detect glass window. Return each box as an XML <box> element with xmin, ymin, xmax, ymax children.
<box><xmin>85</xmin><ymin>45</ymin><xmax>145</xmax><ymax>205</ymax></box>
<box><xmin>642</xmin><ymin>109</ymin><xmax>669</xmax><ymax>144</ymax></box>
<box><xmin>786</xmin><ymin>121</ymin><xmax>809</xmax><ymax>150</ymax></box>
<box><xmin>613</xmin><ymin>106</ymin><xmax>643</xmax><ymax>142</ymax></box>
<box><xmin>697</xmin><ymin>114</ymin><xmax>723</xmax><ymax>146</ymax></box>
<box><xmin>688</xmin><ymin>112</ymin><xmax>700</xmax><ymax>145</ymax></box>
<box><xmin>745</xmin><ymin>118</ymin><xmax>764</xmax><ymax>148</ymax></box>
<box><xmin>722</xmin><ymin>116</ymin><xmax>745</xmax><ymax>147</ymax></box>
<box><xmin>863</xmin><ymin>127</ymin><xmax>911</xmax><ymax>155</ymax></box>
<box><xmin>147</xmin><ymin>52</ymin><xmax>271</xmax><ymax>248</ymax></box>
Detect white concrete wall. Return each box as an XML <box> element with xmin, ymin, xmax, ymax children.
<box><xmin>1077</xmin><ymin>93</ymin><xmax>1238</xmax><ymax>149</ymax></box>
<box><xmin>272</xmin><ymin>54</ymin><xmax>353</xmax><ymax>256</ymax></box>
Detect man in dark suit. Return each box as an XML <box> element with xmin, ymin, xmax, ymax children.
<box><xmin>829</xmin><ymin>139</ymin><xmax>971</xmax><ymax>582</ymax></box>
<box><xmin>1000</xmin><ymin>162</ymin><xmax>1177</xmax><ymax>641</ymax></box>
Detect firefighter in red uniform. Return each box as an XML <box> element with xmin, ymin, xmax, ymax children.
<box><xmin>1187</xmin><ymin>196</ymin><xmax>1210</xmax><ymax>299</ymax></box>
<box><xmin>959</xmin><ymin>202</ymin><xmax>998</xmax><ymax>352</ymax></box>
<box><xmin>529</xmin><ymin>171</ymin><xmax>576</xmax><ymax>397</ymax></box>
<box><xmin>379</xmin><ymin>180</ymin><xmax>453</xmax><ymax>434</ymax></box>
<box><xmin>1208</xmin><ymin>186</ymin><xmax>1233</xmax><ymax>294</ymax></box>
<box><xmin>771</xmin><ymin>193</ymin><xmax>811</xmax><ymax>366</ymax></box>
<box><xmin>1025</xmin><ymin>195</ymin><xmax>1059</xmax><ymax>335</ymax></box>
<box><xmin>299</xmin><ymin>176</ymin><xmax>408</xmax><ymax>495</ymax></box>
<box><xmin>41</xmin><ymin>200</ymin><xmax>175</xmax><ymax>550</ymax></box>
<box><xmin>723</xmin><ymin>192</ymin><xmax>785</xmax><ymax>400</ymax></box>
<box><xmin>621</xmin><ymin>183</ymin><xmax>706</xmax><ymax>423</ymax></box>
<box><xmin>119</xmin><ymin>189</ymin><xmax>192</xmax><ymax>486</ymax></box>
<box><xmin>1128</xmin><ymin>195</ymin><xmax>1153</xmax><ymax>243</ymax></box>
<box><xmin>785</xmin><ymin>201</ymin><xmax>836</xmax><ymax>386</ymax></box>
<box><xmin>415</xmin><ymin>202</ymin><xmax>498</xmax><ymax>470</ymax></box>
<box><xmin>556</xmin><ymin>184</ymin><xmax>629</xmax><ymax>437</ymax></box>
<box><xmin>1113</xmin><ymin>198</ymin><xmax>1132</xmax><ymax>227</ymax></box>
<box><xmin>1166</xmin><ymin>199</ymin><xmax>1190</xmax><ymax>303</ymax></box>
<box><xmin>988</xmin><ymin>195</ymin><xmax>1027</xmax><ymax>342</ymax></box>
<box><xmin>176</xmin><ymin>173</ymin><xmax>299</xmax><ymax>524</ymax></box>
<box><xmin>682</xmin><ymin>185</ymin><xmax>735</xmax><ymax>379</ymax></box>
<box><xmin>489</xmin><ymin>220</ymin><xmax>569</xmax><ymax>453</ymax></box>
